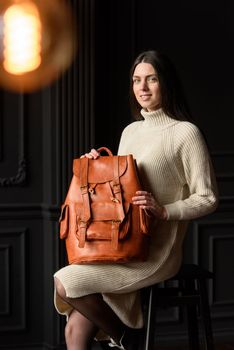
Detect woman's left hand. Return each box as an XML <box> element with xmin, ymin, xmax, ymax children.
<box><xmin>132</xmin><ymin>191</ymin><xmax>168</xmax><ymax>220</ymax></box>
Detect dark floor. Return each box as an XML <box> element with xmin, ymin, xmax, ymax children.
<box><xmin>96</xmin><ymin>342</ymin><xmax>234</xmax><ymax>350</ymax></box>
<box><xmin>155</xmin><ymin>345</ymin><xmax>234</xmax><ymax>350</ymax></box>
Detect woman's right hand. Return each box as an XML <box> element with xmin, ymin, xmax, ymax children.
<box><xmin>132</xmin><ymin>191</ymin><xmax>168</xmax><ymax>220</ymax></box>
<box><xmin>80</xmin><ymin>148</ymin><xmax>100</xmax><ymax>159</ymax></box>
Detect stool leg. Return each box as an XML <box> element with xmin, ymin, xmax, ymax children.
<box><xmin>144</xmin><ymin>287</ymin><xmax>156</xmax><ymax>350</ymax></box>
<box><xmin>184</xmin><ymin>279</ymin><xmax>200</xmax><ymax>350</ymax></box>
<box><xmin>198</xmin><ymin>279</ymin><xmax>215</xmax><ymax>350</ymax></box>
<box><xmin>186</xmin><ymin>303</ymin><xmax>200</xmax><ymax>350</ymax></box>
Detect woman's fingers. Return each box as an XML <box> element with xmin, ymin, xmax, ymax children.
<box><xmin>80</xmin><ymin>148</ymin><xmax>100</xmax><ymax>159</ymax></box>
<box><xmin>135</xmin><ymin>190</ymin><xmax>150</xmax><ymax>196</ymax></box>
<box><xmin>132</xmin><ymin>191</ymin><xmax>152</xmax><ymax>204</ymax></box>
<box><xmin>90</xmin><ymin>149</ymin><xmax>100</xmax><ymax>158</ymax></box>
<box><xmin>132</xmin><ymin>191</ymin><xmax>167</xmax><ymax>220</ymax></box>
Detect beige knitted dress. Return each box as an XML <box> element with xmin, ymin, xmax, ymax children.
<box><xmin>54</xmin><ymin>108</ymin><xmax>218</xmax><ymax>329</ymax></box>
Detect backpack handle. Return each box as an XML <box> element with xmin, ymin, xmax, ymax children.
<box><xmin>97</xmin><ymin>147</ymin><xmax>113</xmax><ymax>156</ymax></box>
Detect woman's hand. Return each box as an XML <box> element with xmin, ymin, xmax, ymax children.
<box><xmin>80</xmin><ymin>148</ymin><xmax>100</xmax><ymax>159</ymax></box>
<box><xmin>132</xmin><ymin>191</ymin><xmax>168</xmax><ymax>220</ymax></box>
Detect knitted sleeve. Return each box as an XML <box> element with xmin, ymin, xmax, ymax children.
<box><xmin>164</xmin><ymin>122</ymin><xmax>219</xmax><ymax>220</ymax></box>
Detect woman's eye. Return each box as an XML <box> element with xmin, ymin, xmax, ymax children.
<box><xmin>147</xmin><ymin>76</ymin><xmax>158</xmax><ymax>83</ymax></box>
<box><xmin>133</xmin><ymin>76</ymin><xmax>158</xmax><ymax>84</ymax></box>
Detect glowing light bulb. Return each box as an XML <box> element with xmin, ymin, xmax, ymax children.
<box><xmin>0</xmin><ymin>0</ymin><xmax>76</xmax><ymax>92</ymax></box>
<box><xmin>3</xmin><ymin>2</ymin><xmax>42</xmax><ymax>75</ymax></box>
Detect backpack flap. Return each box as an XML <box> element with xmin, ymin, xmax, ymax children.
<box><xmin>73</xmin><ymin>156</ymin><xmax>128</xmax><ymax>184</ymax></box>
<box><xmin>74</xmin><ymin>156</ymin><xmax>128</xmax><ymax>249</ymax></box>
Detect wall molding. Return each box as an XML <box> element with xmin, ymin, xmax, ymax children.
<box><xmin>0</xmin><ymin>244</ymin><xmax>10</xmax><ymax>315</ymax></box>
<box><xmin>0</xmin><ymin>228</ymin><xmax>27</xmax><ymax>331</ymax></box>
<box><xmin>191</xmin><ymin>218</ymin><xmax>234</xmax><ymax>320</ymax></box>
<box><xmin>209</xmin><ymin>232</ymin><xmax>234</xmax><ymax>311</ymax></box>
<box><xmin>192</xmin><ymin>218</ymin><xmax>234</xmax><ymax>264</ymax></box>
<box><xmin>0</xmin><ymin>203</ymin><xmax>60</xmax><ymax>220</ymax></box>
<box><xmin>212</xmin><ymin>152</ymin><xmax>234</xmax><ymax>204</ymax></box>
<box><xmin>0</xmin><ymin>94</ymin><xmax>26</xmax><ymax>187</ymax></box>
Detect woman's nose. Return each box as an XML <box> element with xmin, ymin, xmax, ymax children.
<box><xmin>140</xmin><ymin>79</ymin><xmax>148</xmax><ymax>90</ymax></box>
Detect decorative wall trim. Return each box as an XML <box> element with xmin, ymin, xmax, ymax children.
<box><xmin>0</xmin><ymin>94</ymin><xmax>26</xmax><ymax>187</ymax></box>
<box><xmin>0</xmin><ymin>203</ymin><xmax>60</xmax><ymax>220</ymax></box>
<box><xmin>212</xmin><ymin>152</ymin><xmax>234</xmax><ymax>203</ymax></box>
<box><xmin>0</xmin><ymin>228</ymin><xmax>27</xmax><ymax>331</ymax></box>
<box><xmin>0</xmin><ymin>245</ymin><xmax>10</xmax><ymax>315</ymax></box>
<box><xmin>192</xmin><ymin>218</ymin><xmax>234</xmax><ymax>262</ymax></box>
<box><xmin>209</xmin><ymin>231</ymin><xmax>234</xmax><ymax>309</ymax></box>
<box><xmin>192</xmin><ymin>219</ymin><xmax>234</xmax><ymax>312</ymax></box>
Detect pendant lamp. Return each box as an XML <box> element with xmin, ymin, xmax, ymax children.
<box><xmin>0</xmin><ymin>0</ymin><xmax>76</xmax><ymax>92</ymax></box>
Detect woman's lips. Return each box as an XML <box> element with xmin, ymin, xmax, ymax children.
<box><xmin>140</xmin><ymin>94</ymin><xmax>151</xmax><ymax>101</ymax></box>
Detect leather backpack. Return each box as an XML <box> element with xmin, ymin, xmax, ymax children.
<box><xmin>59</xmin><ymin>147</ymin><xmax>151</xmax><ymax>264</ymax></box>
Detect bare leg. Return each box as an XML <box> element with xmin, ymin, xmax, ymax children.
<box><xmin>55</xmin><ymin>277</ymin><xmax>125</xmax><ymax>345</ymax></box>
<box><xmin>65</xmin><ymin>309</ymin><xmax>98</xmax><ymax>350</ymax></box>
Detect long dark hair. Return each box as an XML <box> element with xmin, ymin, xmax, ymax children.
<box><xmin>129</xmin><ymin>50</ymin><xmax>192</xmax><ymax>121</ymax></box>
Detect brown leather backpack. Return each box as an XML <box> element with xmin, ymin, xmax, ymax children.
<box><xmin>59</xmin><ymin>147</ymin><xmax>151</xmax><ymax>264</ymax></box>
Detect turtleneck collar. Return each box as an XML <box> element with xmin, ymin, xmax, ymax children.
<box><xmin>140</xmin><ymin>108</ymin><xmax>177</xmax><ymax>127</ymax></box>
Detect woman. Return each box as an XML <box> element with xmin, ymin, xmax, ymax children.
<box><xmin>54</xmin><ymin>50</ymin><xmax>218</xmax><ymax>350</ymax></box>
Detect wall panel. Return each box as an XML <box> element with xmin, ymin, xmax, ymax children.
<box><xmin>0</xmin><ymin>228</ymin><xmax>27</xmax><ymax>332</ymax></box>
<box><xmin>0</xmin><ymin>94</ymin><xmax>26</xmax><ymax>187</ymax></box>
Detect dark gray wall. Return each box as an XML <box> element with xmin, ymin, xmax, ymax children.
<box><xmin>0</xmin><ymin>0</ymin><xmax>233</xmax><ymax>348</ymax></box>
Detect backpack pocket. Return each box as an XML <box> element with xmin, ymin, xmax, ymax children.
<box><xmin>76</xmin><ymin>202</ymin><xmax>131</xmax><ymax>241</ymax></box>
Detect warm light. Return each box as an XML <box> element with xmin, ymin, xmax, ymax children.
<box><xmin>0</xmin><ymin>0</ymin><xmax>76</xmax><ymax>92</ymax></box>
<box><xmin>3</xmin><ymin>2</ymin><xmax>41</xmax><ymax>75</ymax></box>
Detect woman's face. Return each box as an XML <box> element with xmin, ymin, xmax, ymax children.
<box><xmin>132</xmin><ymin>62</ymin><xmax>161</xmax><ymax>111</ymax></box>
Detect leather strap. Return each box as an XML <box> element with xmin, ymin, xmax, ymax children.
<box><xmin>97</xmin><ymin>146</ymin><xmax>113</xmax><ymax>156</ymax></box>
<box><xmin>79</xmin><ymin>157</ymin><xmax>91</xmax><ymax>248</ymax></box>
<box><xmin>112</xmin><ymin>156</ymin><xmax>125</xmax><ymax>221</ymax></box>
<box><xmin>110</xmin><ymin>157</ymin><xmax>125</xmax><ymax>250</ymax></box>
<box><xmin>111</xmin><ymin>220</ymin><xmax>120</xmax><ymax>250</ymax></box>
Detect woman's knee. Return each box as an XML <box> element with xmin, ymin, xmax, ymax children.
<box><xmin>54</xmin><ymin>277</ymin><xmax>67</xmax><ymax>300</ymax></box>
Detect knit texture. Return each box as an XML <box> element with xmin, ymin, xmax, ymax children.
<box><xmin>54</xmin><ymin>108</ymin><xmax>218</xmax><ymax>331</ymax></box>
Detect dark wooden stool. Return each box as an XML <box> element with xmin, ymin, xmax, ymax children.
<box><xmin>142</xmin><ymin>264</ymin><xmax>214</xmax><ymax>350</ymax></box>
<box><xmin>98</xmin><ymin>264</ymin><xmax>214</xmax><ymax>350</ymax></box>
